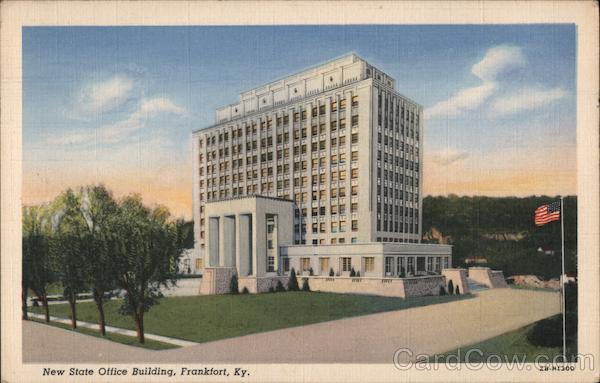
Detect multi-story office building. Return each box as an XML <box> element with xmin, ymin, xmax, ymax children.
<box><xmin>193</xmin><ymin>54</ymin><xmax>452</xmax><ymax>294</ymax></box>
<box><xmin>193</xmin><ymin>53</ymin><xmax>423</xmax><ymax>253</ymax></box>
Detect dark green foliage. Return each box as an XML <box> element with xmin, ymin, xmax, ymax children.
<box><xmin>275</xmin><ymin>280</ymin><xmax>286</xmax><ymax>292</ymax></box>
<box><xmin>22</xmin><ymin>206</ymin><xmax>56</xmax><ymax>322</ymax></box>
<box><xmin>439</xmin><ymin>286</ymin><xmax>446</xmax><ymax>295</ymax></box>
<box><xmin>422</xmin><ymin>195</ymin><xmax>577</xmax><ymax>279</ymax></box>
<box><xmin>349</xmin><ymin>267</ymin><xmax>356</xmax><ymax>277</ymax></box>
<box><xmin>455</xmin><ymin>286</ymin><xmax>460</xmax><ymax>295</ymax></box>
<box><xmin>447</xmin><ymin>280</ymin><xmax>454</xmax><ymax>295</ymax></box>
<box><xmin>241</xmin><ymin>287</ymin><xmax>249</xmax><ymax>294</ymax></box>
<box><xmin>268</xmin><ymin>287</ymin><xmax>275</xmax><ymax>293</ymax></box>
<box><xmin>229</xmin><ymin>274</ymin><xmax>239</xmax><ymax>294</ymax></box>
<box><xmin>329</xmin><ymin>268</ymin><xmax>334</xmax><ymax>277</ymax></box>
<box><xmin>177</xmin><ymin>220</ymin><xmax>195</xmax><ymax>249</ymax></box>
<box><xmin>309</xmin><ymin>267</ymin><xmax>314</xmax><ymax>276</ymax></box>
<box><xmin>356</xmin><ymin>271</ymin><xmax>360</xmax><ymax>277</ymax></box>
<box><xmin>526</xmin><ymin>282</ymin><xmax>577</xmax><ymax>356</ymax></box>
<box><xmin>288</xmin><ymin>268</ymin><xmax>300</xmax><ymax>291</ymax></box>
<box><xmin>301</xmin><ymin>278</ymin><xmax>310</xmax><ymax>291</ymax></box>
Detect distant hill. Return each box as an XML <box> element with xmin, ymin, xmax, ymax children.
<box><xmin>422</xmin><ymin>195</ymin><xmax>577</xmax><ymax>279</ymax></box>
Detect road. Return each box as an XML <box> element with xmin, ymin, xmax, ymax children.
<box><xmin>23</xmin><ymin>288</ymin><xmax>560</xmax><ymax>363</ymax></box>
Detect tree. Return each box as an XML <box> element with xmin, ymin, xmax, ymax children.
<box><xmin>447</xmin><ymin>280</ymin><xmax>454</xmax><ymax>295</ymax></box>
<box><xmin>275</xmin><ymin>280</ymin><xmax>286</xmax><ymax>292</ymax></box>
<box><xmin>301</xmin><ymin>278</ymin><xmax>310</xmax><ymax>291</ymax></box>
<box><xmin>22</xmin><ymin>205</ymin><xmax>56</xmax><ymax>322</ymax></box>
<box><xmin>350</xmin><ymin>267</ymin><xmax>356</xmax><ymax>277</ymax></box>
<box><xmin>80</xmin><ymin>185</ymin><xmax>119</xmax><ymax>336</ymax></box>
<box><xmin>230</xmin><ymin>273</ymin><xmax>239</xmax><ymax>294</ymax></box>
<box><xmin>329</xmin><ymin>268</ymin><xmax>334</xmax><ymax>277</ymax></box>
<box><xmin>107</xmin><ymin>195</ymin><xmax>184</xmax><ymax>343</ymax></box>
<box><xmin>439</xmin><ymin>286</ymin><xmax>446</xmax><ymax>295</ymax></box>
<box><xmin>50</xmin><ymin>189</ymin><xmax>89</xmax><ymax>329</ymax></box>
<box><xmin>455</xmin><ymin>286</ymin><xmax>460</xmax><ymax>295</ymax></box>
<box><xmin>288</xmin><ymin>268</ymin><xmax>299</xmax><ymax>291</ymax></box>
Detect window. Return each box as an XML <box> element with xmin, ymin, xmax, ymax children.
<box><xmin>351</xmin><ymin>133</ymin><xmax>359</xmax><ymax>144</ymax></box>
<box><xmin>341</xmin><ymin>257</ymin><xmax>352</xmax><ymax>272</ymax></box>
<box><xmin>351</xmin><ymin>168</ymin><xmax>359</xmax><ymax>179</ymax></box>
<box><xmin>352</xmin><ymin>95</ymin><xmax>359</xmax><ymax>107</ymax></box>
<box><xmin>352</xmin><ymin>220</ymin><xmax>358</xmax><ymax>231</ymax></box>
<box><xmin>351</xmin><ymin>237</ymin><xmax>357</xmax><ymax>244</ymax></box>
<box><xmin>195</xmin><ymin>258</ymin><xmax>204</xmax><ymax>269</ymax></box>
<box><xmin>330</xmin><ymin>238</ymin><xmax>337</xmax><ymax>244</ymax></box>
<box><xmin>340</xmin><ymin>99</ymin><xmax>347</xmax><ymax>109</ymax></box>
<box><xmin>283</xmin><ymin>258</ymin><xmax>290</xmax><ymax>273</ymax></box>
<box><xmin>331</xmin><ymin>101</ymin><xmax>337</xmax><ymax>112</ymax></box>
<box><xmin>331</xmin><ymin>222</ymin><xmax>338</xmax><ymax>233</ymax></box>
<box><xmin>351</xmin><ymin>185</ymin><xmax>358</xmax><ymax>196</ymax></box>
<box><xmin>319</xmin><ymin>105</ymin><xmax>326</xmax><ymax>115</ymax></box>
<box><xmin>301</xmin><ymin>258</ymin><xmax>311</xmax><ymax>272</ymax></box>
<box><xmin>320</xmin><ymin>258</ymin><xmax>330</xmax><ymax>274</ymax></box>
<box><xmin>364</xmin><ymin>257</ymin><xmax>374</xmax><ymax>272</ymax></box>
<box><xmin>385</xmin><ymin>257</ymin><xmax>393</xmax><ymax>274</ymax></box>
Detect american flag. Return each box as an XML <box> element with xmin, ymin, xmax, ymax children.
<box><xmin>534</xmin><ymin>201</ymin><xmax>561</xmax><ymax>226</ymax></box>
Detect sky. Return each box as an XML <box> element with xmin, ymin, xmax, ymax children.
<box><xmin>23</xmin><ymin>25</ymin><xmax>577</xmax><ymax>219</ymax></box>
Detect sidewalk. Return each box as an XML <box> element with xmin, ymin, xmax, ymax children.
<box><xmin>28</xmin><ymin>313</ymin><xmax>197</xmax><ymax>347</ymax></box>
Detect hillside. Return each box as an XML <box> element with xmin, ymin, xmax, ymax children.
<box><xmin>422</xmin><ymin>195</ymin><xmax>577</xmax><ymax>279</ymax></box>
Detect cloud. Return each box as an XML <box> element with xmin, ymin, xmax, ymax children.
<box><xmin>425</xmin><ymin>82</ymin><xmax>497</xmax><ymax>119</ymax></box>
<box><xmin>471</xmin><ymin>45</ymin><xmax>525</xmax><ymax>82</ymax></box>
<box><xmin>48</xmin><ymin>96</ymin><xmax>186</xmax><ymax>145</ymax></box>
<box><xmin>429</xmin><ymin>148</ymin><xmax>469</xmax><ymax>166</ymax></box>
<box><xmin>77</xmin><ymin>74</ymin><xmax>135</xmax><ymax>114</ymax></box>
<box><xmin>490</xmin><ymin>87</ymin><xmax>566</xmax><ymax>117</ymax></box>
<box><xmin>425</xmin><ymin>45</ymin><xmax>525</xmax><ymax>119</ymax></box>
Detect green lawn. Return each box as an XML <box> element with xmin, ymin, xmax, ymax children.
<box><xmin>29</xmin><ymin>318</ymin><xmax>178</xmax><ymax>350</ymax></box>
<box><xmin>435</xmin><ymin>321</ymin><xmax>563</xmax><ymax>363</ymax></box>
<box><xmin>31</xmin><ymin>292</ymin><xmax>469</xmax><ymax>344</ymax></box>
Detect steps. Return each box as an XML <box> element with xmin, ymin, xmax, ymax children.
<box><xmin>466</xmin><ymin>277</ymin><xmax>489</xmax><ymax>292</ymax></box>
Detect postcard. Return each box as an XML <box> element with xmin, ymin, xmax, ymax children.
<box><xmin>1</xmin><ymin>1</ymin><xmax>598</xmax><ymax>382</ymax></box>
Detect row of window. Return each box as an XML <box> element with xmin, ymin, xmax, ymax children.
<box><xmin>200</xmin><ymin>96</ymin><xmax>360</xmax><ymax>148</ymax></box>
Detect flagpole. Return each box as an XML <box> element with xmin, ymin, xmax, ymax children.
<box><xmin>560</xmin><ymin>196</ymin><xmax>567</xmax><ymax>361</ymax></box>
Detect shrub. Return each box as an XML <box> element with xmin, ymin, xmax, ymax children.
<box><xmin>241</xmin><ymin>287</ymin><xmax>249</xmax><ymax>294</ymax></box>
<box><xmin>229</xmin><ymin>273</ymin><xmax>239</xmax><ymax>294</ymax></box>
<box><xmin>329</xmin><ymin>268</ymin><xmax>335</xmax><ymax>277</ymax></box>
<box><xmin>275</xmin><ymin>280</ymin><xmax>286</xmax><ymax>292</ymax></box>
<box><xmin>301</xmin><ymin>278</ymin><xmax>310</xmax><ymax>291</ymax></box>
<box><xmin>455</xmin><ymin>286</ymin><xmax>460</xmax><ymax>295</ymax></box>
<box><xmin>268</xmin><ymin>286</ymin><xmax>275</xmax><ymax>293</ymax></box>
<box><xmin>447</xmin><ymin>280</ymin><xmax>454</xmax><ymax>295</ymax></box>
<box><xmin>309</xmin><ymin>267</ymin><xmax>314</xmax><ymax>276</ymax></box>
<box><xmin>350</xmin><ymin>267</ymin><xmax>356</xmax><ymax>277</ymax></box>
<box><xmin>527</xmin><ymin>315</ymin><xmax>563</xmax><ymax>347</ymax></box>
<box><xmin>439</xmin><ymin>286</ymin><xmax>446</xmax><ymax>295</ymax></box>
<box><xmin>356</xmin><ymin>271</ymin><xmax>360</xmax><ymax>277</ymax></box>
<box><xmin>288</xmin><ymin>268</ymin><xmax>300</xmax><ymax>291</ymax></box>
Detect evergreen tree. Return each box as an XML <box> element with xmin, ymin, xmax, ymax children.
<box><xmin>447</xmin><ymin>280</ymin><xmax>454</xmax><ymax>295</ymax></box>
<box><xmin>288</xmin><ymin>268</ymin><xmax>299</xmax><ymax>291</ymax></box>
<box><xmin>329</xmin><ymin>268</ymin><xmax>335</xmax><ymax>277</ymax></box>
<box><xmin>301</xmin><ymin>278</ymin><xmax>310</xmax><ymax>291</ymax></box>
<box><xmin>230</xmin><ymin>273</ymin><xmax>239</xmax><ymax>294</ymax></box>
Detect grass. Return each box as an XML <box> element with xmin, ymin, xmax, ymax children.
<box><xmin>29</xmin><ymin>318</ymin><xmax>178</xmax><ymax>350</ymax></box>
<box><xmin>30</xmin><ymin>291</ymin><xmax>470</xmax><ymax>344</ymax></box>
<box><xmin>435</xmin><ymin>319</ymin><xmax>564</xmax><ymax>363</ymax></box>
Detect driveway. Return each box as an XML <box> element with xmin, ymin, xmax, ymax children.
<box><xmin>23</xmin><ymin>288</ymin><xmax>560</xmax><ymax>363</ymax></box>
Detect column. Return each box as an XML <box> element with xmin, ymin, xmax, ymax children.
<box><xmin>208</xmin><ymin>217</ymin><xmax>220</xmax><ymax>267</ymax></box>
<box><xmin>223</xmin><ymin>215</ymin><xmax>236</xmax><ymax>268</ymax></box>
<box><xmin>237</xmin><ymin>214</ymin><xmax>252</xmax><ymax>276</ymax></box>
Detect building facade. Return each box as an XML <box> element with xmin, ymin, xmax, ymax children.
<box><xmin>193</xmin><ymin>54</ymin><xmax>424</xmax><ymax>258</ymax></box>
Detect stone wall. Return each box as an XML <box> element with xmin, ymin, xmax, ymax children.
<box><xmin>441</xmin><ymin>268</ymin><xmax>470</xmax><ymax>295</ymax></box>
<box><xmin>238</xmin><ymin>276</ymin><xmax>290</xmax><ymax>293</ymax></box>
<box><xmin>199</xmin><ymin>267</ymin><xmax>236</xmax><ymax>295</ymax></box>
<box><xmin>401</xmin><ymin>276</ymin><xmax>446</xmax><ymax>297</ymax></box>
<box><xmin>293</xmin><ymin>275</ymin><xmax>446</xmax><ymax>298</ymax></box>
<box><xmin>490</xmin><ymin>270</ymin><xmax>508</xmax><ymax>288</ymax></box>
